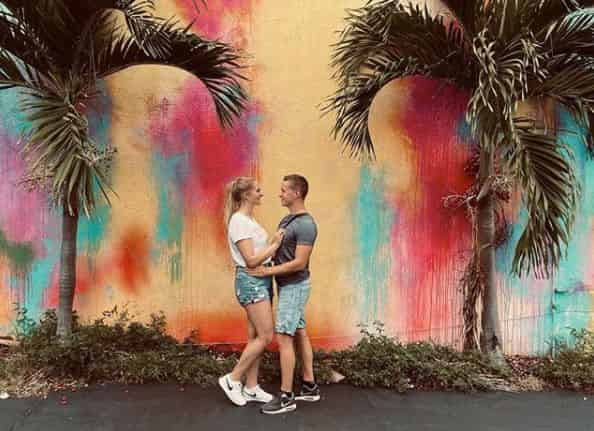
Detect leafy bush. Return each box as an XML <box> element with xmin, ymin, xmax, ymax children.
<box><xmin>534</xmin><ymin>328</ymin><xmax>594</xmax><ymax>392</ymax></box>
<box><xmin>8</xmin><ymin>307</ymin><xmax>335</xmax><ymax>390</ymax></box>
<box><xmin>0</xmin><ymin>357</ymin><xmax>8</xmax><ymax>381</ymax></box>
<box><xmin>14</xmin><ymin>308</ymin><xmax>228</xmax><ymax>385</ymax></box>
<box><xmin>4</xmin><ymin>310</ymin><xmax>594</xmax><ymax>397</ymax></box>
<box><xmin>327</xmin><ymin>322</ymin><xmax>507</xmax><ymax>392</ymax></box>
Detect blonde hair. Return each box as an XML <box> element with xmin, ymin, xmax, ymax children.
<box><xmin>224</xmin><ymin>176</ymin><xmax>256</xmax><ymax>228</ymax></box>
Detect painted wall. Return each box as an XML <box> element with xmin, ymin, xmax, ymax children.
<box><xmin>0</xmin><ymin>0</ymin><xmax>592</xmax><ymax>354</ymax></box>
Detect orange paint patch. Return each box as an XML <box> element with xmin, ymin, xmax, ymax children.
<box><xmin>169</xmin><ymin>311</ymin><xmax>246</xmax><ymax>344</ymax></box>
<box><xmin>113</xmin><ymin>228</ymin><xmax>151</xmax><ymax>294</ymax></box>
<box><xmin>169</xmin><ymin>309</ymin><xmax>357</xmax><ymax>351</ymax></box>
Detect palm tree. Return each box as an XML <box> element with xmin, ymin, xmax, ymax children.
<box><xmin>326</xmin><ymin>0</ymin><xmax>594</xmax><ymax>361</ymax></box>
<box><xmin>0</xmin><ymin>1</ymin><xmax>247</xmax><ymax>339</ymax></box>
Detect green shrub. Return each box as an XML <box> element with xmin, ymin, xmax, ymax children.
<box><xmin>327</xmin><ymin>322</ymin><xmax>506</xmax><ymax>392</ymax></box>
<box><xmin>12</xmin><ymin>308</ymin><xmax>227</xmax><ymax>385</ymax></box>
<box><xmin>6</xmin><ymin>309</ymin><xmax>594</xmax><ymax>396</ymax></box>
<box><xmin>0</xmin><ymin>358</ymin><xmax>8</xmax><ymax>380</ymax></box>
<box><xmin>534</xmin><ymin>328</ymin><xmax>594</xmax><ymax>392</ymax></box>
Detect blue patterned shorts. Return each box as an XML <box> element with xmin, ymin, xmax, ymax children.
<box><xmin>275</xmin><ymin>278</ymin><xmax>311</xmax><ymax>335</ymax></box>
<box><xmin>235</xmin><ymin>267</ymin><xmax>273</xmax><ymax>307</ymax></box>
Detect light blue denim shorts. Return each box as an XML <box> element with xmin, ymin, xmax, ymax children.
<box><xmin>275</xmin><ymin>278</ymin><xmax>311</xmax><ymax>335</ymax></box>
<box><xmin>235</xmin><ymin>267</ymin><xmax>273</xmax><ymax>307</ymax></box>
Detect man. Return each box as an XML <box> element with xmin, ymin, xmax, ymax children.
<box><xmin>248</xmin><ymin>174</ymin><xmax>320</xmax><ymax>414</ymax></box>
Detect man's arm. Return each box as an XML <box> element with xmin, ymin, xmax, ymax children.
<box><xmin>247</xmin><ymin>244</ymin><xmax>313</xmax><ymax>277</ymax></box>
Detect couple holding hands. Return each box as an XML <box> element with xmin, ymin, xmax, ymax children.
<box><xmin>219</xmin><ymin>174</ymin><xmax>319</xmax><ymax>415</ymax></box>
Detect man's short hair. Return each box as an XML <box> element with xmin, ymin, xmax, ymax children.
<box><xmin>283</xmin><ymin>174</ymin><xmax>309</xmax><ymax>199</ymax></box>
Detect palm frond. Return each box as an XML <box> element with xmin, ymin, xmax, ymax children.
<box><xmin>438</xmin><ymin>0</ymin><xmax>479</xmax><ymax>37</ymax></box>
<box><xmin>93</xmin><ymin>27</ymin><xmax>247</xmax><ymax>128</ymax></box>
<box><xmin>528</xmin><ymin>54</ymin><xmax>594</xmax><ymax>156</ymax></box>
<box><xmin>520</xmin><ymin>0</ymin><xmax>594</xmax><ymax>34</ymax></box>
<box><xmin>540</xmin><ymin>8</ymin><xmax>594</xmax><ymax>57</ymax></box>
<box><xmin>0</xmin><ymin>50</ymin><xmax>45</xmax><ymax>90</ymax></box>
<box><xmin>0</xmin><ymin>10</ymin><xmax>52</xmax><ymax>70</ymax></box>
<box><xmin>20</xmin><ymin>84</ymin><xmax>114</xmax><ymax>216</ymax></box>
<box><xmin>327</xmin><ymin>58</ymin><xmax>428</xmax><ymax>159</ymax></box>
<box><xmin>66</xmin><ymin>0</ymin><xmax>173</xmax><ymax>59</ymax></box>
<box><xmin>585</xmin><ymin>110</ymin><xmax>594</xmax><ymax>156</ymax></box>
<box><xmin>480</xmin><ymin>0</ymin><xmax>527</xmax><ymax>42</ymax></box>
<box><xmin>327</xmin><ymin>1</ymin><xmax>471</xmax><ymax>158</ymax></box>
<box><xmin>467</xmin><ymin>26</ymin><xmax>546</xmax><ymax>152</ymax></box>
<box><xmin>333</xmin><ymin>1</ymin><xmax>471</xmax><ymax>84</ymax></box>
<box><xmin>503</xmin><ymin>118</ymin><xmax>580</xmax><ymax>278</ymax></box>
<box><xmin>0</xmin><ymin>1</ymin><xmax>77</xmax><ymax>69</ymax></box>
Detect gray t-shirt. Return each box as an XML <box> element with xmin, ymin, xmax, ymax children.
<box><xmin>274</xmin><ymin>213</ymin><xmax>317</xmax><ymax>286</ymax></box>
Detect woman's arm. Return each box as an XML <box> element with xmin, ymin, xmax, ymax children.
<box><xmin>236</xmin><ymin>230</ymin><xmax>284</xmax><ymax>268</ymax></box>
<box><xmin>247</xmin><ymin>244</ymin><xmax>312</xmax><ymax>276</ymax></box>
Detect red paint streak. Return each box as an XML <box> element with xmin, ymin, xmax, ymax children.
<box><xmin>113</xmin><ymin>228</ymin><xmax>151</xmax><ymax>294</ymax></box>
<box><xmin>148</xmin><ymin>81</ymin><xmax>259</xmax><ymax>247</ymax></box>
<box><xmin>148</xmin><ymin>0</ymin><xmax>260</xmax><ymax>252</ymax></box>
<box><xmin>390</xmin><ymin>77</ymin><xmax>472</xmax><ymax>340</ymax></box>
<box><xmin>44</xmin><ymin>268</ymin><xmax>59</xmax><ymax>308</ymax></box>
<box><xmin>176</xmin><ymin>0</ymin><xmax>254</xmax><ymax>46</ymax></box>
<box><xmin>150</xmin><ymin>81</ymin><xmax>258</xmax><ymax>206</ymax></box>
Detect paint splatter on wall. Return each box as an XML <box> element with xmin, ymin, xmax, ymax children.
<box><xmin>0</xmin><ymin>0</ymin><xmax>592</xmax><ymax>354</ymax></box>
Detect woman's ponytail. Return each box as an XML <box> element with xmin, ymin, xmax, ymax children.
<box><xmin>223</xmin><ymin>177</ymin><xmax>255</xmax><ymax>229</ymax></box>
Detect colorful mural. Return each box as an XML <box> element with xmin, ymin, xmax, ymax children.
<box><xmin>0</xmin><ymin>0</ymin><xmax>592</xmax><ymax>355</ymax></box>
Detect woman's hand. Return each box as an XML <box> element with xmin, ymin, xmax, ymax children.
<box><xmin>247</xmin><ymin>266</ymin><xmax>270</xmax><ymax>277</ymax></box>
<box><xmin>270</xmin><ymin>229</ymin><xmax>285</xmax><ymax>249</ymax></box>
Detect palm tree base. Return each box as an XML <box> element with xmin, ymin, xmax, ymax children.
<box><xmin>483</xmin><ymin>345</ymin><xmax>507</xmax><ymax>368</ymax></box>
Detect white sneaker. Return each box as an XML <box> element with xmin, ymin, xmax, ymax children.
<box><xmin>218</xmin><ymin>374</ymin><xmax>246</xmax><ymax>406</ymax></box>
<box><xmin>242</xmin><ymin>385</ymin><xmax>274</xmax><ymax>403</ymax></box>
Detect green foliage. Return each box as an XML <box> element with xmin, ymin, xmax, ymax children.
<box><xmin>328</xmin><ymin>322</ymin><xmax>507</xmax><ymax>392</ymax></box>
<box><xmin>1</xmin><ymin>1</ymin><xmax>247</xmax><ymax>215</ymax></box>
<box><xmin>325</xmin><ymin>0</ymin><xmax>594</xmax><ymax>278</ymax></box>
<box><xmin>534</xmin><ymin>328</ymin><xmax>594</xmax><ymax>392</ymax></box>
<box><xmin>12</xmin><ymin>304</ymin><xmax>37</xmax><ymax>340</ymax></box>
<box><xmin>5</xmin><ymin>313</ymin><xmax>594</xmax><ymax>395</ymax></box>
<box><xmin>0</xmin><ymin>357</ymin><xmax>8</xmax><ymax>381</ymax></box>
<box><xmin>14</xmin><ymin>308</ymin><xmax>228</xmax><ymax>385</ymax></box>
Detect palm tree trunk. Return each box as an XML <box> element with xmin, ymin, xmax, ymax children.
<box><xmin>56</xmin><ymin>205</ymin><xmax>78</xmax><ymax>340</ymax></box>
<box><xmin>477</xmin><ymin>148</ymin><xmax>504</xmax><ymax>364</ymax></box>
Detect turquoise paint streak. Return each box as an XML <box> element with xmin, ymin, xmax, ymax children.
<box><xmin>24</xmin><ymin>238</ymin><xmax>58</xmax><ymax>320</ymax></box>
<box><xmin>152</xmin><ymin>153</ymin><xmax>186</xmax><ymax>283</ymax></box>
<box><xmin>548</xmin><ymin>109</ymin><xmax>594</xmax><ymax>347</ymax></box>
<box><xmin>78</xmin><ymin>83</ymin><xmax>112</xmax><ymax>255</ymax></box>
<box><xmin>0</xmin><ymin>85</ymin><xmax>113</xmax><ymax>320</ymax></box>
<box><xmin>0</xmin><ymin>89</ymin><xmax>31</xmax><ymax>137</ymax></box>
<box><xmin>353</xmin><ymin>165</ymin><xmax>395</xmax><ymax>323</ymax></box>
<box><xmin>495</xmin><ymin>109</ymin><xmax>594</xmax><ymax>352</ymax></box>
<box><xmin>76</xmin><ymin>85</ymin><xmax>112</xmax><ymax>280</ymax></box>
<box><xmin>0</xmin><ymin>89</ymin><xmax>46</xmax><ymax>320</ymax></box>
<box><xmin>78</xmin><ymin>204</ymin><xmax>110</xmax><ymax>256</ymax></box>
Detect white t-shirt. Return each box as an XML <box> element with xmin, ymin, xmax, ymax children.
<box><xmin>227</xmin><ymin>212</ymin><xmax>271</xmax><ymax>267</ymax></box>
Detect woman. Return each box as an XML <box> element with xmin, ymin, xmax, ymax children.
<box><xmin>218</xmin><ymin>176</ymin><xmax>283</xmax><ymax>406</ymax></box>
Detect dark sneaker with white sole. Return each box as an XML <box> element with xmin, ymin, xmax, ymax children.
<box><xmin>295</xmin><ymin>383</ymin><xmax>321</xmax><ymax>402</ymax></box>
<box><xmin>260</xmin><ymin>392</ymin><xmax>296</xmax><ymax>415</ymax></box>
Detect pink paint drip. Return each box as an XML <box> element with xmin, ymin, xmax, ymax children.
<box><xmin>148</xmin><ymin>81</ymin><xmax>259</xmax><ymax>214</ymax></box>
<box><xmin>0</xmin><ymin>132</ymin><xmax>52</xmax><ymax>247</ymax></box>
<box><xmin>175</xmin><ymin>0</ymin><xmax>254</xmax><ymax>46</ymax></box>
<box><xmin>388</xmin><ymin>77</ymin><xmax>472</xmax><ymax>343</ymax></box>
